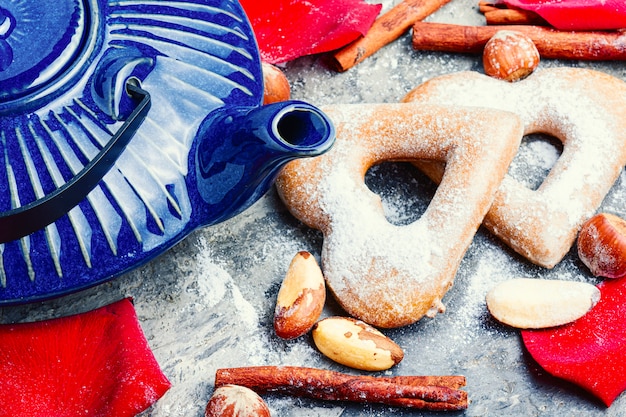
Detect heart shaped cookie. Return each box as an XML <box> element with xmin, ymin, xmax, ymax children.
<box><xmin>403</xmin><ymin>68</ymin><xmax>626</xmax><ymax>268</ymax></box>
<box><xmin>276</xmin><ymin>103</ymin><xmax>523</xmax><ymax>327</ymax></box>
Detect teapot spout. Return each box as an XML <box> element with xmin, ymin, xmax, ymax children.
<box><xmin>193</xmin><ymin>100</ymin><xmax>335</xmax><ymax>226</ymax></box>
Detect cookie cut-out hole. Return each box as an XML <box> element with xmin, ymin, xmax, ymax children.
<box><xmin>365</xmin><ymin>162</ymin><xmax>436</xmax><ymax>226</ymax></box>
<box><xmin>508</xmin><ymin>134</ymin><xmax>563</xmax><ymax>191</ymax></box>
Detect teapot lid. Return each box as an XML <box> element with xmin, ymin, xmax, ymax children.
<box><xmin>1</xmin><ymin>0</ymin><xmax>262</xmax><ymax>115</ymax></box>
<box><xmin>0</xmin><ymin>0</ymin><xmax>265</xmax><ymax>303</ymax></box>
<box><xmin>0</xmin><ymin>1</ymin><xmax>91</xmax><ymax>108</ymax></box>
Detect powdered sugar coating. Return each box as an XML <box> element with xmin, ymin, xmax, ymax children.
<box><xmin>276</xmin><ymin>102</ymin><xmax>523</xmax><ymax>328</ymax></box>
<box><xmin>404</xmin><ymin>68</ymin><xmax>626</xmax><ymax>268</ymax></box>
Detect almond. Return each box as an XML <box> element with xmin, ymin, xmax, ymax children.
<box><xmin>311</xmin><ymin>316</ymin><xmax>404</xmax><ymax>371</ymax></box>
<box><xmin>273</xmin><ymin>251</ymin><xmax>326</xmax><ymax>339</ymax></box>
<box><xmin>205</xmin><ymin>385</ymin><xmax>271</xmax><ymax>417</ymax></box>
<box><xmin>486</xmin><ymin>278</ymin><xmax>600</xmax><ymax>329</ymax></box>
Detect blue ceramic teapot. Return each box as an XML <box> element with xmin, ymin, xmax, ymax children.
<box><xmin>0</xmin><ymin>0</ymin><xmax>335</xmax><ymax>303</ymax></box>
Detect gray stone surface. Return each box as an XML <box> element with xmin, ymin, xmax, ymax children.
<box><xmin>3</xmin><ymin>0</ymin><xmax>626</xmax><ymax>416</ymax></box>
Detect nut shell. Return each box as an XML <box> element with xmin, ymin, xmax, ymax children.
<box><xmin>578</xmin><ymin>213</ymin><xmax>626</xmax><ymax>279</ymax></box>
<box><xmin>483</xmin><ymin>30</ymin><xmax>540</xmax><ymax>82</ymax></box>
<box><xmin>205</xmin><ymin>385</ymin><xmax>271</xmax><ymax>417</ymax></box>
<box><xmin>311</xmin><ymin>316</ymin><xmax>404</xmax><ymax>371</ymax></box>
<box><xmin>262</xmin><ymin>62</ymin><xmax>291</xmax><ymax>104</ymax></box>
<box><xmin>486</xmin><ymin>278</ymin><xmax>600</xmax><ymax>329</ymax></box>
<box><xmin>273</xmin><ymin>251</ymin><xmax>326</xmax><ymax>339</ymax></box>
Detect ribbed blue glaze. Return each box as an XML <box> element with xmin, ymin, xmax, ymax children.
<box><xmin>0</xmin><ymin>0</ymin><xmax>335</xmax><ymax>303</ymax></box>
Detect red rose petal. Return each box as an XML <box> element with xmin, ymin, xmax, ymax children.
<box><xmin>0</xmin><ymin>298</ymin><xmax>170</xmax><ymax>417</ymax></box>
<box><xmin>522</xmin><ymin>278</ymin><xmax>626</xmax><ymax>406</ymax></box>
<box><xmin>501</xmin><ymin>0</ymin><xmax>626</xmax><ymax>31</ymax></box>
<box><xmin>240</xmin><ymin>0</ymin><xmax>382</xmax><ymax>64</ymax></box>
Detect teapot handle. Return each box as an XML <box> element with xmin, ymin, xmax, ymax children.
<box><xmin>0</xmin><ymin>80</ymin><xmax>151</xmax><ymax>243</ymax></box>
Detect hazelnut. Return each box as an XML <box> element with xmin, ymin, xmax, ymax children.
<box><xmin>578</xmin><ymin>213</ymin><xmax>626</xmax><ymax>279</ymax></box>
<box><xmin>482</xmin><ymin>30</ymin><xmax>540</xmax><ymax>82</ymax></box>
<box><xmin>262</xmin><ymin>62</ymin><xmax>291</xmax><ymax>104</ymax></box>
<box><xmin>273</xmin><ymin>251</ymin><xmax>326</xmax><ymax>339</ymax></box>
<box><xmin>205</xmin><ymin>385</ymin><xmax>271</xmax><ymax>417</ymax></box>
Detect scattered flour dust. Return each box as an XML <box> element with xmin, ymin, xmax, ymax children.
<box><xmin>194</xmin><ymin>236</ymin><xmax>258</xmax><ymax>328</ymax></box>
<box><xmin>148</xmin><ymin>236</ymin><xmax>330</xmax><ymax>416</ymax></box>
<box><xmin>449</xmin><ymin>246</ymin><xmax>519</xmax><ymax>343</ymax></box>
<box><xmin>147</xmin><ymin>237</ymin><xmax>266</xmax><ymax>416</ymax></box>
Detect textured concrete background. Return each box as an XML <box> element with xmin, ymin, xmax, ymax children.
<box><xmin>3</xmin><ymin>0</ymin><xmax>626</xmax><ymax>416</ymax></box>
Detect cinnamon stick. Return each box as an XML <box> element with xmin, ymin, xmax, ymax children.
<box><xmin>215</xmin><ymin>366</ymin><xmax>467</xmax><ymax>411</ymax></box>
<box><xmin>478</xmin><ymin>1</ymin><xmax>546</xmax><ymax>25</ymax></box>
<box><xmin>329</xmin><ymin>0</ymin><xmax>452</xmax><ymax>72</ymax></box>
<box><xmin>484</xmin><ymin>9</ymin><xmax>546</xmax><ymax>25</ymax></box>
<box><xmin>412</xmin><ymin>22</ymin><xmax>626</xmax><ymax>61</ymax></box>
<box><xmin>478</xmin><ymin>0</ymin><xmax>499</xmax><ymax>13</ymax></box>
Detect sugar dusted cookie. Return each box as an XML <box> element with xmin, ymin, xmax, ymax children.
<box><xmin>276</xmin><ymin>103</ymin><xmax>523</xmax><ymax>328</ymax></box>
<box><xmin>404</xmin><ymin>68</ymin><xmax>626</xmax><ymax>268</ymax></box>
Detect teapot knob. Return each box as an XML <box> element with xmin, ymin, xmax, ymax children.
<box><xmin>0</xmin><ymin>7</ymin><xmax>15</xmax><ymax>72</ymax></box>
